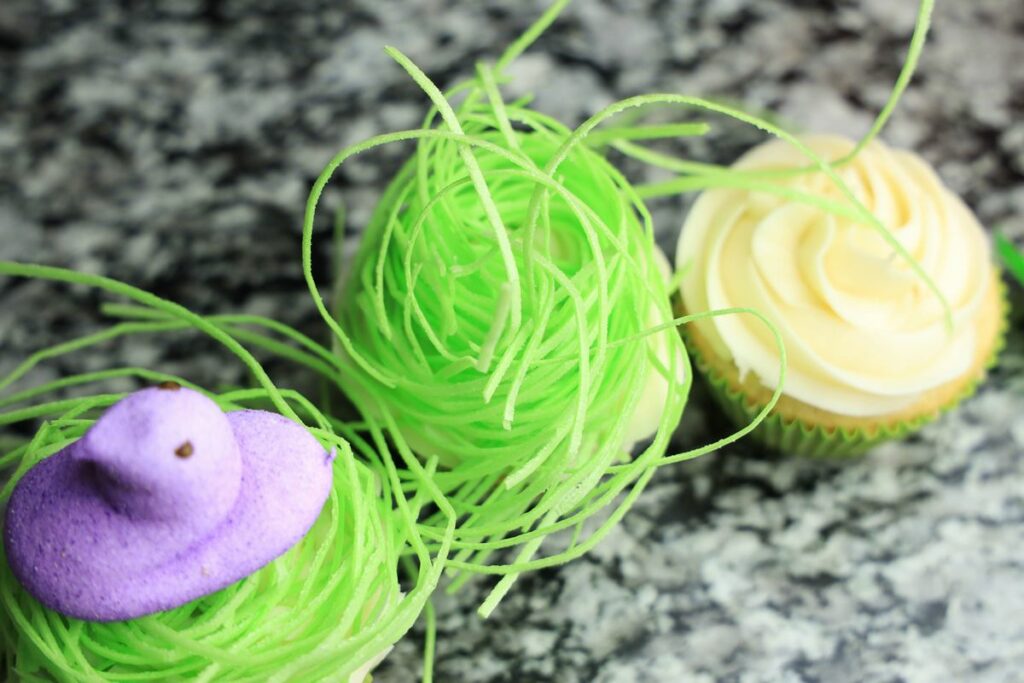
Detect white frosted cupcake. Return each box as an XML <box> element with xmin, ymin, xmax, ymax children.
<box><xmin>675</xmin><ymin>134</ymin><xmax>1006</xmax><ymax>456</ymax></box>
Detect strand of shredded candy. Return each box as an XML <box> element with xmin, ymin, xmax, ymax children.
<box><xmin>996</xmin><ymin>232</ymin><xmax>1024</xmax><ymax>286</ymax></box>
<box><xmin>0</xmin><ymin>264</ymin><xmax>453</xmax><ymax>682</ymax></box>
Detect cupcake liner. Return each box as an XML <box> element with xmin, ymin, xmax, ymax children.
<box><xmin>684</xmin><ymin>278</ymin><xmax>1010</xmax><ymax>458</ymax></box>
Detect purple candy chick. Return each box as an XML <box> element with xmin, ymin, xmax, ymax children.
<box><xmin>3</xmin><ymin>383</ymin><xmax>334</xmax><ymax>622</ymax></box>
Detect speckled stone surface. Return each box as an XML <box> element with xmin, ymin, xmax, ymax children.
<box><xmin>1</xmin><ymin>1</ymin><xmax>1022</xmax><ymax>681</ymax></box>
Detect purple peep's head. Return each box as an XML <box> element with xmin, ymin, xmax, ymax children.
<box><xmin>75</xmin><ymin>383</ymin><xmax>241</xmax><ymax>529</ymax></box>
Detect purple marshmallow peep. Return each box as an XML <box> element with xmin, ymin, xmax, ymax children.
<box><xmin>3</xmin><ymin>383</ymin><xmax>334</xmax><ymax>622</ymax></box>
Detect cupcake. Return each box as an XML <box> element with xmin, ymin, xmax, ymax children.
<box><xmin>323</xmin><ymin>87</ymin><xmax>691</xmax><ymax>609</ymax></box>
<box><xmin>675</xmin><ymin>134</ymin><xmax>1005</xmax><ymax>456</ymax></box>
<box><xmin>0</xmin><ymin>384</ymin><xmax>416</xmax><ymax>681</ymax></box>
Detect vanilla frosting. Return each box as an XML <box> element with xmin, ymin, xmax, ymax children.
<box><xmin>676</xmin><ymin>134</ymin><xmax>993</xmax><ymax>417</ymax></box>
<box><xmin>622</xmin><ymin>248</ymin><xmax>687</xmax><ymax>449</ymax></box>
<box><xmin>347</xmin><ymin>648</ymin><xmax>392</xmax><ymax>683</ymax></box>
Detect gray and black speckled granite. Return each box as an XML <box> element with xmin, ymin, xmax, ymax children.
<box><xmin>1</xmin><ymin>1</ymin><xmax>1023</xmax><ymax>681</ymax></box>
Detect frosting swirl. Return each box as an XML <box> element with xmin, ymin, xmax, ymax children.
<box><xmin>676</xmin><ymin>134</ymin><xmax>995</xmax><ymax>417</ymax></box>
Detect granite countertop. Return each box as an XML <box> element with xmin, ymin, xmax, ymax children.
<box><xmin>1</xmin><ymin>1</ymin><xmax>1023</xmax><ymax>681</ymax></box>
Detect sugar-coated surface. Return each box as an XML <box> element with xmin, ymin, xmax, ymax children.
<box><xmin>4</xmin><ymin>388</ymin><xmax>333</xmax><ymax>621</ymax></box>
<box><xmin>0</xmin><ymin>0</ymin><xmax>1022</xmax><ymax>680</ymax></box>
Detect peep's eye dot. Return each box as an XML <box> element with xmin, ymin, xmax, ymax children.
<box><xmin>175</xmin><ymin>441</ymin><xmax>194</xmax><ymax>459</ymax></box>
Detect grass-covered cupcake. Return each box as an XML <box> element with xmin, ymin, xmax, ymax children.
<box><xmin>0</xmin><ymin>260</ymin><xmax>449</xmax><ymax>681</ymax></box>
<box><xmin>0</xmin><ymin>384</ymin><xmax>424</xmax><ymax>682</ymax></box>
<box><xmin>675</xmin><ymin>134</ymin><xmax>1006</xmax><ymax>456</ymax></box>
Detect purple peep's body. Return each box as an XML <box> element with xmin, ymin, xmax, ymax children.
<box><xmin>3</xmin><ymin>387</ymin><xmax>333</xmax><ymax>622</ymax></box>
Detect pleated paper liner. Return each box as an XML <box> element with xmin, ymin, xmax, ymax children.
<box><xmin>679</xmin><ymin>276</ymin><xmax>1009</xmax><ymax>458</ymax></box>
